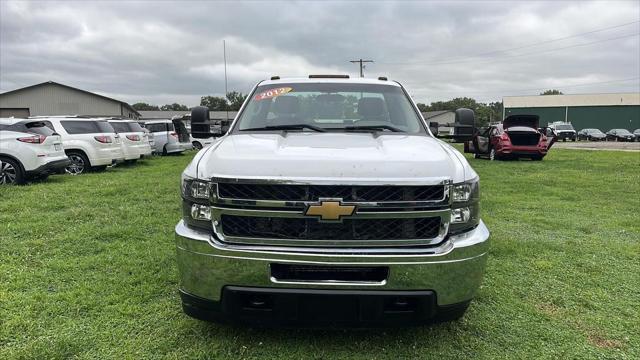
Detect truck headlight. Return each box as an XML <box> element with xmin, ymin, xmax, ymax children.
<box><xmin>452</xmin><ymin>178</ymin><xmax>479</xmax><ymax>203</ymax></box>
<box><xmin>449</xmin><ymin>178</ymin><xmax>480</xmax><ymax>234</ymax></box>
<box><xmin>190</xmin><ymin>204</ymin><xmax>212</xmax><ymax>221</ymax></box>
<box><xmin>181</xmin><ymin>174</ymin><xmax>215</xmax><ymax>200</ymax></box>
<box><xmin>451</xmin><ymin>207</ymin><xmax>471</xmax><ymax>223</ymax></box>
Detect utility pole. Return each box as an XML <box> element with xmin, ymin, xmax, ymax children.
<box><xmin>350</xmin><ymin>59</ymin><xmax>374</xmax><ymax>77</ymax></box>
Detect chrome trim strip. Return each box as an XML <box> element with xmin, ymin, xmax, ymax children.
<box><xmin>175</xmin><ymin>219</ymin><xmax>490</xmax><ymax>259</ymax></box>
<box><xmin>210</xmin><ymin>206</ymin><xmax>451</xmax><ymax>247</ymax></box>
<box><xmin>269</xmin><ymin>277</ymin><xmax>387</xmax><ymax>287</ymax></box>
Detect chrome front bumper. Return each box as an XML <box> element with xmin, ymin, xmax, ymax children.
<box><xmin>175</xmin><ymin>220</ymin><xmax>489</xmax><ymax>306</ymax></box>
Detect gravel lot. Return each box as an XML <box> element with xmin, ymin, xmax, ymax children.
<box><xmin>554</xmin><ymin>141</ymin><xmax>640</xmax><ymax>151</ymax></box>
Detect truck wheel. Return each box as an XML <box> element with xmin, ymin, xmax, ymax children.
<box><xmin>65</xmin><ymin>152</ymin><xmax>89</xmax><ymax>175</ymax></box>
<box><xmin>0</xmin><ymin>157</ymin><xmax>25</xmax><ymax>185</ymax></box>
<box><xmin>192</xmin><ymin>141</ymin><xmax>203</xmax><ymax>150</ymax></box>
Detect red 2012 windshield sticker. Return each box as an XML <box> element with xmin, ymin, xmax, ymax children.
<box><xmin>254</xmin><ymin>87</ymin><xmax>293</xmax><ymax>101</ymax></box>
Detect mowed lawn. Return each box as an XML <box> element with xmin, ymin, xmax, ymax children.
<box><xmin>1</xmin><ymin>148</ymin><xmax>638</xmax><ymax>359</ymax></box>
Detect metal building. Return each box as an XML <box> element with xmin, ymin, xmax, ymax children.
<box><xmin>0</xmin><ymin>81</ymin><xmax>140</xmax><ymax>119</ymax></box>
<box><xmin>503</xmin><ymin>92</ymin><xmax>640</xmax><ymax>131</ymax></box>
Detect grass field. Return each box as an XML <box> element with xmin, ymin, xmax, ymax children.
<box><xmin>1</xmin><ymin>148</ymin><xmax>638</xmax><ymax>359</ymax></box>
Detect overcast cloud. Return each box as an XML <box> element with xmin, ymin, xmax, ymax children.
<box><xmin>1</xmin><ymin>0</ymin><xmax>639</xmax><ymax>106</ymax></box>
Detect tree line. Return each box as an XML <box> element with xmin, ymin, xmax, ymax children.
<box><xmin>132</xmin><ymin>92</ymin><xmax>249</xmax><ymax>112</ymax></box>
<box><xmin>416</xmin><ymin>89</ymin><xmax>563</xmax><ymax>126</ymax></box>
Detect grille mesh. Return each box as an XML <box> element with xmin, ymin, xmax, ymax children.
<box><xmin>218</xmin><ymin>184</ymin><xmax>445</xmax><ymax>202</ymax></box>
<box><xmin>221</xmin><ymin>215</ymin><xmax>441</xmax><ymax>241</ymax></box>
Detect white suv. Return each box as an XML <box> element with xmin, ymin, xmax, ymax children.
<box><xmin>0</xmin><ymin>118</ymin><xmax>70</xmax><ymax>184</ymax></box>
<box><xmin>42</xmin><ymin>117</ymin><xmax>125</xmax><ymax>174</ymax></box>
<box><xmin>108</xmin><ymin>119</ymin><xmax>153</xmax><ymax>162</ymax></box>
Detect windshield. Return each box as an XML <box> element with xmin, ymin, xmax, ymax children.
<box><xmin>234</xmin><ymin>83</ymin><xmax>425</xmax><ymax>134</ymax></box>
<box><xmin>555</xmin><ymin>124</ymin><xmax>574</xmax><ymax>130</ymax></box>
<box><xmin>614</xmin><ymin>129</ymin><xmax>632</xmax><ymax>135</ymax></box>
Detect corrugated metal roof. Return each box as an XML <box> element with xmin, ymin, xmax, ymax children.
<box><xmin>504</xmin><ymin>92</ymin><xmax>640</xmax><ymax>108</ymax></box>
<box><xmin>0</xmin><ymin>81</ymin><xmax>140</xmax><ymax>116</ymax></box>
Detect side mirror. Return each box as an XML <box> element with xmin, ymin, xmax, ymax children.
<box><xmin>429</xmin><ymin>121</ymin><xmax>439</xmax><ymax>136</ymax></box>
<box><xmin>453</xmin><ymin>108</ymin><xmax>476</xmax><ymax>141</ymax></box>
<box><xmin>190</xmin><ymin>106</ymin><xmax>215</xmax><ymax>138</ymax></box>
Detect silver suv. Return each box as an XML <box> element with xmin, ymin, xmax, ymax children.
<box><xmin>176</xmin><ymin>76</ymin><xmax>489</xmax><ymax>326</ymax></box>
<box><xmin>144</xmin><ymin>119</ymin><xmax>191</xmax><ymax>155</ymax></box>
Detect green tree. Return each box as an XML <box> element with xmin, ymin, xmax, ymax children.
<box><xmin>416</xmin><ymin>97</ymin><xmax>503</xmax><ymax>127</ymax></box>
<box><xmin>200</xmin><ymin>92</ymin><xmax>248</xmax><ymax>111</ymax></box>
<box><xmin>416</xmin><ymin>103</ymin><xmax>429</xmax><ymax>112</ymax></box>
<box><xmin>200</xmin><ymin>96</ymin><xmax>229</xmax><ymax>111</ymax></box>
<box><xmin>226</xmin><ymin>92</ymin><xmax>248</xmax><ymax>111</ymax></box>
<box><xmin>132</xmin><ymin>102</ymin><xmax>159</xmax><ymax>111</ymax></box>
<box><xmin>160</xmin><ymin>103</ymin><xmax>189</xmax><ymax>111</ymax></box>
<box><xmin>540</xmin><ymin>89</ymin><xmax>563</xmax><ymax>95</ymax></box>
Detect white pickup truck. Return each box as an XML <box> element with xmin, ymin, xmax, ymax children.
<box><xmin>176</xmin><ymin>75</ymin><xmax>490</xmax><ymax>326</ymax></box>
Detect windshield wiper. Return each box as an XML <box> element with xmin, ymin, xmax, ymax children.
<box><xmin>240</xmin><ymin>124</ymin><xmax>326</xmax><ymax>132</ymax></box>
<box><xmin>340</xmin><ymin>125</ymin><xmax>403</xmax><ymax>133</ymax></box>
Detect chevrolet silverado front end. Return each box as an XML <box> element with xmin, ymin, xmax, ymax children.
<box><xmin>176</xmin><ymin>76</ymin><xmax>490</xmax><ymax>326</ymax></box>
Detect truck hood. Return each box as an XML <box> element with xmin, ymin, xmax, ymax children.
<box><xmin>195</xmin><ymin>133</ymin><xmax>470</xmax><ymax>184</ymax></box>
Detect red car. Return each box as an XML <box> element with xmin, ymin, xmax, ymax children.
<box><xmin>464</xmin><ymin>115</ymin><xmax>556</xmax><ymax>161</ymax></box>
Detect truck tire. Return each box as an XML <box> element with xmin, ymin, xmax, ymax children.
<box><xmin>192</xmin><ymin>141</ymin><xmax>203</xmax><ymax>150</ymax></box>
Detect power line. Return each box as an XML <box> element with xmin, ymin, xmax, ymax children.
<box><xmin>380</xmin><ymin>19</ymin><xmax>640</xmax><ymax>66</ymax></box>
<box><xmin>385</xmin><ymin>32</ymin><xmax>639</xmax><ymax>67</ymax></box>
<box><xmin>349</xmin><ymin>59</ymin><xmax>374</xmax><ymax>77</ymax></box>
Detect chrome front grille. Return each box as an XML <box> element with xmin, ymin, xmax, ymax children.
<box><xmin>210</xmin><ymin>179</ymin><xmax>452</xmax><ymax>248</ymax></box>
<box><xmin>217</xmin><ymin>183</ymin><xmax>446</xmax><ymax>203</ymax></box>
<box><xmin>221</xmin><ymin>215</ymin><xmax>441</xmax><ymax>241</ymax></box>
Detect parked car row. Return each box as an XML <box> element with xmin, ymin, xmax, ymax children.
<box><xmin>575</xmin><ymin>127</ymin><xmax>638</xmax><ymax>142</ymax></box>
<box><xmin>0</xmin><ymin>116</ymin><xmax>196</xmax><ymax>185</ymax></box>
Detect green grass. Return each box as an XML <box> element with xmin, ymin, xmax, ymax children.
<box><xmin>1</xmin><ymin>149</ymin><xmax>638</xmax><ymax>359</ymax></box>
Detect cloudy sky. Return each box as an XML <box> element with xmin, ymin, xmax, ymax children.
<box><xmin>1</xmin><ymin>0</ymin><xmax>639</xmax><ymax>107</ymax></box>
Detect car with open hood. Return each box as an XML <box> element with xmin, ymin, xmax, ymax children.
<box><xmin>577</xmin><ymin>128</ymin><xmax>606</xmax><ymax>141</ymax></box>
<box><xmin>176</xmin><ymin>75</ymin><xmax>490</xmax><ymax>326</ymax></box>
<box><xmin>464</xmin><ymin>115</ymin><xmax>555</xmax><ymax>160</ymax></box>
<box><xmin>606</xmin><ymin>128</ymin><xmax>636</xmax><ymax>142</ymax></box>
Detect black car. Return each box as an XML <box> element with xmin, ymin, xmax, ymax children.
<box><xmin>634</xmin><ymin>129</ymin><xmax>640</xmax><ymax>142</ymax></box>
<box><xmin>605</xmin><ymin>129</ymin><xmax>636</xmax><ymax>142</ymax></box>
<box><xmin>577</xmin><ymin>128</ymin><xmax>606</xmax><ymax>141</ymax></box>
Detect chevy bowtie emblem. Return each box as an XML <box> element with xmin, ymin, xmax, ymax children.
<box><xmin>305</xmin><ymin>200</ymin><xmax>356</xmax><ymax>221</ymax></box>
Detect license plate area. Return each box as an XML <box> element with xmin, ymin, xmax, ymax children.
<box><xmin>270</xmin><ymin>263</ymin><xmax>389</xmax><ymax>285</ymax></box>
